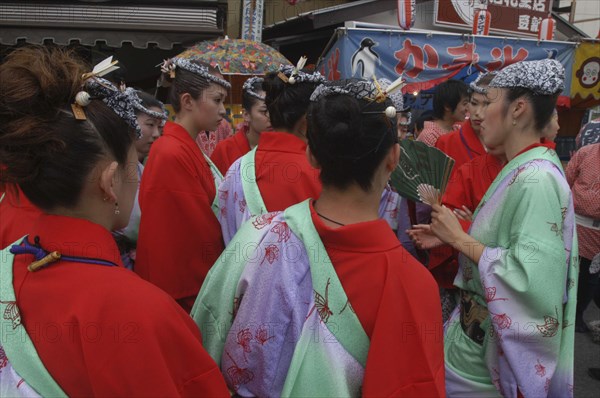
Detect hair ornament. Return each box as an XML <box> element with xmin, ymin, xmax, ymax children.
<box><xmin>385</xmin><ymin>106</ymin><xmax>397</xmax><ymax>118</ymax></box>
<box><xmin>162</xmin><ymin>57</ymin><xmax>231</xmax><ymax>89</ymax></box>
<box><xmin>82</xmin><ymin>77</ymin><xmax>142</xmax><ymax>138</ymax></box>
<box><xmin>488</xmin><ymin>59</ymin><xmax>564</xmax><ymax>95</ymax></box>
<box><xmin>469</xmin><ymin>72</ymin><xmax>492</xmax><ymax>94</ymax></box>
<box><xmin>75</xmin><ymin>91</ymin><xmax>92</xmax><ymax>107</ymax></box>
<box><xmin>399</xmin><ymin>109</ymin><xmax>412</xmax><ymax>126</ymax></box>
<box><xmin>289</xmin><ymin>56</ymin><xmax>307</xmax><ymax>85</ymax></box>
<box><xmin>242</xmin><ymin>76</ymin><xmax>265</xmax><ymax>100</ymax></box>
<box><xmin>81</xmin><ymin>56</ymin><xmax>120</xmax><ymax>81</ymax></box>
<box><xmin>277</xmin><ymin>58</ymin><xmax>325</xmax><ymax>86</ymax></box>
<box><xmin>121</xmin><ymin>87</ymin><xmax>168</xmax><ymax>122</ymax></box>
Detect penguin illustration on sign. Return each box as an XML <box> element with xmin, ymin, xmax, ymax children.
<box><xmin>351</xmin><ymin>38</ymin><xmax>381</xmax><ymax>79</ymax></box>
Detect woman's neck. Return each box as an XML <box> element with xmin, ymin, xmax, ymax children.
<box><xmin>174</xmin><ymin>115</ymin><xmax>199</xmax><ymax>140</ymax></box>
<box><xmin>246</xmin><ymin>126</ymin><xmax>260</xmax><ymax>148</ymax></box>
<box><xmin>314</xmin><ymin>185</ymin><xmax>382</xmax><ymax>227</ymax></box>
<box><xmin>504</xmin><ymin>127</ymin><xmax>540</xmax><ymax>161</ymax></box>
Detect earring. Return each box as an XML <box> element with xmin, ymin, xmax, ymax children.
<box><xmin>114</xmin><ymin>202</ymin><xmax>120</xmax><ymax>215</ymax></box>
<box><xmin>102</xmin><ymin>197</ymin><xmax>108</xmax><ymax>202</ymax></box>
<box><xmin>512</xmin><ymin>120</ymin><xmax>517</xmax><ymax>126</ymax></box>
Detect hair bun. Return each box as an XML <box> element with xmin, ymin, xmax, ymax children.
<box><xmin>1</xmin><ymin>47</ymin><xmax>86</xmax><ymax>121</ymax></box>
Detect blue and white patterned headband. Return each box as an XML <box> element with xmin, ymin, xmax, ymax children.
<box><xmin>469</xmin><ymin>72</ymin><xmax>493</xmax><ymax>94</ymax></box>
<box><xmin>278</xmin><ymin>64</ymin><xmax>326</xmax><ymax>85</ymax></box>
<box><xmin>163</xmin><ymin>57</ymin><xmax>231</xmax><ymax>90</ymax></box>
<box><xmin>378</xmin><ymin>78</ymin><xmax>404</xmax><ymax>111</ymax></box>
<box><xmin>399</xmin><ymin>110</ymin><xmax>412</xmax><ymax>126</ymax></box>
<box><xmin>79</xmin><ymin>77</ymin><xmax>142</xmax><ymax>138</ymax></box>
<box><xmin>242</xmin><ymin>76</ymin><xmax>265</xmax><ymax>101</ymax></box>
<box><xmin>489</xmin><ymin>59</ymin><xmax>564</xmax><ymax>95</ymax></box>
<box><xmin>122</xmin><ymin>88</ymin><xmax>168</xmax><ymax>121</ymax></box>
<box><xmin>311</xmin><ymin>79</ymin><xmax>401</xmax><ymax>119</ymax></box>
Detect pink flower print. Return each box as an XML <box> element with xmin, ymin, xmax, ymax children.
<box><xmin>0</xmin><ymin>346</ymin><xmax>7</xmax><ymax>370</ymax></box>
<box><xmin>491</xmin><ymin>312</ymin><xmax>512</xmax><ymax>330</ymax></box>
<box><xmin>535</xmin><ymin>359</ymin><xmax>546</xmax><ymax>377</ymax></box>
<box><xmin>255</xmin><ymin>325</ymin><xmax>275</xmax><ymax>345</ymax></box>
<box><xmin>261</xmin><ymin>245</ymin><xmax>280</xmax><ymax>265</ymax></box>
<box><xmin>271</xmin><ymin>222</ymin><xmax>291</xmax><ymax>242</ymax></box>
<box><xmin>219</xmin><ymin>189</ymin><xmax>229</xmax><ymax>201</ymax></box>
<box><xmin>485</xmin><ymin>286</ymin><xmax>508</xmax><ymax>303</ymax></box>
<box><xmin>225</xmin><ymin>351</ymin><xmax>254</xmax><ymax>392</ymax></box>
<box><xmin>544</xmin><ymin>377</ymin><xmax>551</xmax><ymax>392</ymax></box>
<box><xmin>236</xmin><ymin>328</ymin><xmax>253</xmax><ymax>361</ymax></box>
<box><xmin>252</xmin><ymin>213</ymin><xmax>277</xmax><ymax>230</ymax></box>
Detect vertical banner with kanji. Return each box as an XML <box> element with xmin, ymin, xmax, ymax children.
<box><xmin>570</xmin><ymin>42</ymin><xmax>600</xmax><ymax>108</ymax></box>
<box><xmin>318</xmin><ymin>28</ymin><xmax>575</xmax><ymax>110</ymax></box>
<box><xmin>241</xmin><ymin>0</ymin><xmax>264</xmax><ymax>42</ymax></box>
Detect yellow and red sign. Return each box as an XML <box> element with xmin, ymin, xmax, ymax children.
<box><xmin>571</xmin><ymin>42</ymin><xmax>600</xmax><ymax>108</ymax></box>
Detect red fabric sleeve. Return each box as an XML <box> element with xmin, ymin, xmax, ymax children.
<box><xmin>15</xmin><ymin>261</ymin><xmax>229</xmax><ymax>397</ymax></box>
<box><xmin>362</xmin><ymin>255</ymin><xmax>445</xmax><ymax>397</ymax></box>
<box><xmin>210</xmin><ymin>143</ymin><xmax>232</xmax><ymax>176</ymax></box>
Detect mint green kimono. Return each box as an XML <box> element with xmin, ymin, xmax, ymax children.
<box><xmin>444</xmin><ymin>147</ymin><xmax>578</xmax><ymax>397</ymax></box>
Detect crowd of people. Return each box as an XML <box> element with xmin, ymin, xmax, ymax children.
<box><xmin>0</xmin><ymin>44</ymin><xmax>598</xmax><ymax>397</ymax></box>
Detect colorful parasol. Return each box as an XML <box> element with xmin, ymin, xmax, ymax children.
<box><xmin>177</xmin><ymin>37</ymin><xmax>292</xmax><ymax>75</ymax></box>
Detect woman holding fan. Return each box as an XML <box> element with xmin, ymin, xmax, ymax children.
<box><xmin>429</xmin><ymin>60</ymin><xmax>577</xmax><ymax>397</ymax></box>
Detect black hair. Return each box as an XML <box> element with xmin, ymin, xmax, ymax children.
<box><xmin>242</xmin><ymin>79</ymin><xmax>264</xmax><ymax>111</ymax></box>
<box><xmin>262</xmin><ymin>69</ymin><xmax>321</xmax><ymax>130</ymax></box>
<box><xmin>414</xmin><ymin>111</ymin><xmax>434</xmax><ymax>132</ymax></box>
<box><xmin>503</xmin><ymin>88</ymin><xmax>559</xmax><ymax>131</ymax></box>
<box><xmin>136</xmin><ymin>91</ymin><xmax>163</xmax><ymax>114</ymax></box>
<box><xmin>307</xmin><ymin>80</ymin><xmax>397</xmax><ymax>191</ymax></box>
<box><xmin>166</xmin><ymin>60</ymin><xmax>223</xmax><ymax>113</ymax></box>
<box><xmin>432</xmin><ymin>79</ymin><xmax>469</xmax><ymax>119</ymax></box>
<box><xmin>0</xmin><ymin>46</ymin><xmax>134</xmax><ymax>211</ymax></box>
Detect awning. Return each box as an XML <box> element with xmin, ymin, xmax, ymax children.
<box><xmin>0</xmin><ymin>1</ymin><xmax>225</xmax><ymax>50</ymax></box>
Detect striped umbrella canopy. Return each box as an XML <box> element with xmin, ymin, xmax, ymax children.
<box><xmin>177</xmin><ymin>37</ymin><xmax>292</xmax><ymax>75</ymax></box>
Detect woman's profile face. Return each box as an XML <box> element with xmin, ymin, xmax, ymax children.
<box><xmin>193</xmin><ymin>82</ymin><xmax>227</xmax><ymax>132</ymax></box>
<box><xmin>480</xmin><ymin>87</ymin><xmax>510</xmax><ymax>150</ymax></box>
<box><xmin>135</xmin><ymin>107</ymin><xmax>162</xmax><ymax>159</ymax></box>
<box><xmin>114</xmin><ymin>145</ymin><xmax>140</xmax><ymax>230</ymax></box>
<box><xmin>245</xmin><ymin>92</ymin><xmax>272</xmax><ymax>134</ymax></box>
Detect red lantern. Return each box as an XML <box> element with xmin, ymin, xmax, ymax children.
<box><xmin>538</xmin><ymin>15</ymin><xmax>556</xmax><ymax>41</ymax></box>
<box><xmin>472</xmin><ymin>8</ymin><xmax>491</xmax><ymax>36</ymax></box>
<box><xmin>397</xmin><ymin>0</ymin><xmax>415</xmax><ymax>30</ymax></box>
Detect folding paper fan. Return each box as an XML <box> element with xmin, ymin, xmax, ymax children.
<box><xmin>390</xmin><ymin>140</ymin><xmax>455</xmax><ymax>206</ymax></box>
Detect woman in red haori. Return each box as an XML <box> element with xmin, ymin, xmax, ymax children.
<box><xmin>135</xmin><ymin>57</ymin><xmax>230</xmax><ymax>312</ymax></box>
<box><xmin>217</xmin><ymin>64</ymin><xmax>325</xmax><ymax>243</ymax></box>
<box><xmin>0</xmin><ymin>47</ymin><xmax>228</xmax><ymax>397</ymax></box>
<box><xmin>211</xmin><ymin>76</ymin><xmax>272</xmax><ymax>175</ymax></box>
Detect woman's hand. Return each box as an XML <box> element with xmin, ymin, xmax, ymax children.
<box><xmin>453</xmin><ymin>205</ymin><xmax>473</xmax><ymax>222</ymax></box>
<box><xmin>407</xmin><ymin>224</ymin><xmax>444</xmax><ymax>250</ymax></box>
<box><xmin>431</xmin><ymin>203</ymin><xmax>485</xmax><ymax>264</ymax></box>
<box><xmin>430</xmin><ymin>204</ymin><xmax>465</xmax><ymax>244</ymax></box>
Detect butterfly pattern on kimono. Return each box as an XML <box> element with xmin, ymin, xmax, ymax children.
<box><xmin>306</xmin><ymin>278</ymin><xmax>333</xmax><ymax>324</ymax></box>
